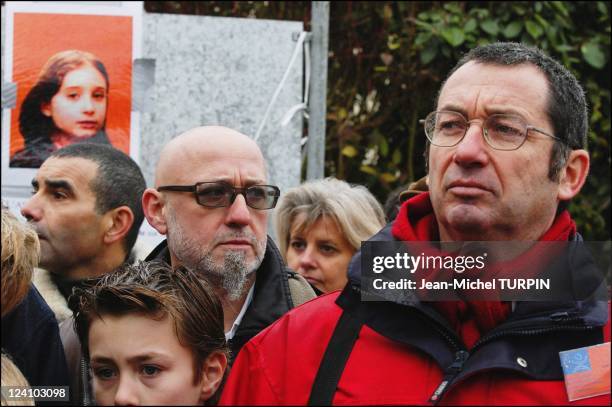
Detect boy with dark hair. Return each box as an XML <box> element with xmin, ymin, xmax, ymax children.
<box><xmin>72</xmin><ymin>261</ymin><xmax>228</xmax><ymax>406</ymax></box>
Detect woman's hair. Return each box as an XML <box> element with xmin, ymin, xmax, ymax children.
<box><xmin>18</xmin><ymin>50</ymin><xmax>110</xmax><ymax>147</ymax></box>
<box><xmin>1</xmin><ymin>207</ymin><xmax>40</xmax><ymax>318</ymax></box>
<box><xmin>1</xmin><ymin>353</ymin><xmax>34</xmax><ymax>406</ymax></box>
<box><xmin>275</xmin><ymin>177</ymin><xmax>386</xmax><ymax>260</ymax></box>
<box><xmin>71</xmin><ymin>261</ymin><xmax>229</xmax><ymax>386</ymax></box>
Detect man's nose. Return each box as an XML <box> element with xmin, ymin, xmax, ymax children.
<box><xmin>20</xmin><ymin>195</ymin><xmax>42</xmax><ymax>222</ymax></box>
<box><xmin>113</xmin><ymin>375</ymin><xmax>140</xmax><ymax>406</ymax></box>
<box><xmin>225</xmin><ymin>193</ymin><xmax>252</xmax><ymax>227</ymax></box>
<box><xmin>452</xmin><ymin>122</ymin><xmax>490</xmax><ymax>167</ymax></box>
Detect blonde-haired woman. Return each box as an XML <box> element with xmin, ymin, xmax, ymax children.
<box><xmin>1</xmin><ymin>207</ymin><xmax>70</xmax><ymax>392</ymax></box>
<box><xmin>1</xmin><ymin>353</ymin><xmax>34</xmax><ymax>406</ymax></box>
<box><xmin>1</xmin><ymin>207</ymin><xmax>39</xmax><ymax>317</ymax></box>
<box><xmin>275</xmin><ymin>178</ymin><xmax>385</xmax><ymax>294</ymax></box>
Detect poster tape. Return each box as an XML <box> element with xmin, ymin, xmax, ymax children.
<box><xmin>2</xmin><ymin>82</ymin><xmax>18</xmax><ymax>109</ymax></box>
<box><xmin>131</xmin><ymin>58</ymin><xmax>156</xmax><ymax>112</ymax></box>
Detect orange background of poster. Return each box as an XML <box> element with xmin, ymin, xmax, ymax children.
<box><xmin>10</xmin><ymin>13</ymin><xmax>132</xmax><ymax>157</ymax></box>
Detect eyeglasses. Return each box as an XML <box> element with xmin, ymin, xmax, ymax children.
<box><xmin>157</xmin><ymin>182</ymin><xmax>281</xmax><ymax>210</ymax></box>
<box><xmin>420</xmin><ymin>110</ymin><xmax>562</xmax><ymax>151</ymax></box>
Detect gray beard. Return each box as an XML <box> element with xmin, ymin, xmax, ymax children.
<box><xmin>165</xmin><ymin>206</ymin><xmax>265</xmax><ymax>301</ymax></box>
<box><xmin>199</xmin><ymin>250</ymin><xmax>254</xmax><ymax>301</ymax></box>
<box><xmin>167</xmin><ymin>231</ymin><xmax>263</xmax><ymax>301</ymax></box>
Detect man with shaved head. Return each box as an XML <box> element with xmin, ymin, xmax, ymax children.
<box><xmin>143</xmin><ymin>126</ymin><xmax>314</xmax><ymax>362</ymax></box>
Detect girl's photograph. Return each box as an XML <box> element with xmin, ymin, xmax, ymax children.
<box><xmin>6</xmin><ymin>10</ymin><xmax>135</xmax><ymax>169</ymax></box>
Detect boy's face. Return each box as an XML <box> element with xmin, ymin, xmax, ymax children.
<box><xmin>88</xmin><ymin>314</ymin><xmax>207</xmax><ymax>406</ymax></box>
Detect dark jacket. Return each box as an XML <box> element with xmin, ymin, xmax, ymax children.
<box><xmin>146</xmin><ymin>236</ymin><xmax>300</xmax><ymax>362</ymax></box>
<box><xmin>1</xmin><ymin>286</ymin><xmax>70</xmax><ymax>390</ymax></box>
<box><xmin>220</xmin><ymin>224</ymin><xmax>611</xmax><ymax>405</ymax></box>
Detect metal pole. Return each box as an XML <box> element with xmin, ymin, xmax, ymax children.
<box><xmin>306</xmin><ymin>1</ymin><xmax>329</xmax><ymax>180</ymax></box>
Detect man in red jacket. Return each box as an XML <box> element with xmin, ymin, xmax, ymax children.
<box><xmin>220</xmin><ymin>42</ymin><xmax>610</xmax><ymax>405</ymax></box>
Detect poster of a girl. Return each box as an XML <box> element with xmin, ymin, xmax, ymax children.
<box><xmin>11</xmin><ymin>50</ymin><xmax>111</xmax><ymax>168</ymax></box>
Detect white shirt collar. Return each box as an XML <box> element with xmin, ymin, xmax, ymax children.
<box><xmin>225</xmin><ymin>284</ymin><xmax>255</xmax><ymax>341</ymax></box>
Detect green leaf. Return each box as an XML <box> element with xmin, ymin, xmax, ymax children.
<box><xmin>380</xmin><ymin>172</ymin><xmax>397</xmax><ymax>183</ymax></box>
<box><xmin>581</xmin><ymin>42</ymin><xmax>606</xmax><ymax>69</ymax></box>
<box><xmin>534</xmin><ymin>14</ymin><xmax>549</xmax><ymax>28</ymax></box>
<box><xmin>359</xmin><ymin>165</ymin><xmax>378</xmax><ymax>176</ymax></box>
<box><xmin>502</xmin><ymin>21</ymin><xmax>523</xmax><ymax>38</ymax></box>
<box><xmin>441</xmin><ymin>27</ymin><xmax>465</xmax><ymax>47</ymax></box>
<box><xmin>551</xmin><ymin>1</ymin><xmax>570</xmax><ymax>17</ymax></box>
<box><xmin>420</xmin><ymin>45</ymin><xmax>438</xmax><ymax>65</ymax></box>
<box><xmin>592</xmin><ymin>109</ymin><xmax>602</xmax><ymax>122</ymax></box>
<box><xmin>464</xmin><ymin>18</ymin><xmax>477</xmax><ymax>33</ymax></box>
<box><xmin>470</xmin><ymin>8</ymin><xmax>489</xmax><ymax>19</ymax></box>
<box><xmin>392</xmin><ymin>149</ymin><xmax>402</xmax><ymax>165</ymax></box>
<box><xmin>415</xmin><ymin>32</ymin><xmax>431</xmax><ymax>46</ymax></box>
<box><xmin>379</xmin><ymin>138</ymin><xmax>389</xmax><ymax>157</ymax></box>
<box><xmin>383</xmin><ymin>4</ymin><xmax>393</xmax><ymax>21</ymax></box>
<box><xmin>545</xmin><ymin>25</ymin><xmax>558</xmax><ymax>43</ymax></box>
<box><xmin>480</xmin><ymin>19</ymin><xmax>499</xmax><ymax>35</ymax></box>
<box><xmin>430</xmin><ymin>11</ymin><xmax>443</xmax><ymax>23</ymax></box>
<box><xmin>597</xmin><ymin>1</ymin><xmax>608</xmax><ymax>16</ymax></box>
<box><xmin>414</xmin><ymin>19</ymin><xmax>435</xmax><ymax>31</ymax></box>
<box><xmin>477</xmin><ymin>38</ymin><xmax>490</xmax><ymax>47</ymax></box>
<box><xmin>387</xmin><ymin>34</ymin><xmax>401</xmax><ymax>50</ymax></box>
<box><xmin>374</xmin><ymin>66</ymin><xmax>388</xmax><ymax>72</ymax></box>
<box><xmin>443</xmin><ymin>3</ymin><xmax>461</xmax><ymax>14</ymax></box>
<box><xmin>512</xmin><ymin>4</ymin><xmax>527</xmax><ymax>16</ymax></box>
<box><xmin>525</xmin><ymin>21</ymin><xmax>544</xmax><ymax>38</ymax></box>
<box><xmin>553</xmin><ymin>12</ymin><xmax>572</xmax><ymax>30</ymax></box>
<box><xmin>341</xmin><ymin>145</ymin><xmax>358</xmax><ymax>158</ymax></box>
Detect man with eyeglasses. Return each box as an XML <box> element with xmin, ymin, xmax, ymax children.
<box><xmin>220</xmin><ymin>43</ymin><xmax>609</xmax><ymax>405</ymax></box>
<box><xmin>143</xmin><ymin>125</ymin><xmax>315</xmax><ymax>363</ymax></box>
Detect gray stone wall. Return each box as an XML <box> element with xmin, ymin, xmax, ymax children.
<box><xmin>140</xmin><ymin>13</ymin><xmax>304</xmax><ymax>191</ymax></box>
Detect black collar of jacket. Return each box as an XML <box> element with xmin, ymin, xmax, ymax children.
<box><xmin>338</xmin><ymin>223</ymin><xmax>608</xmax><ymax>381</ymax></box>
<box><xmin>146</xmin><ymin>236</ymin><xmax>294</xmax><ymax>360</ymax></box>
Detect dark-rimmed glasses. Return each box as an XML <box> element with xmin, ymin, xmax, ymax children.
<box><xmin>420</xmin><ymin>110</ymin><xmax>562</xmax><ymax>151</ymax></box>
<box><xmin>157</xmin><ymin>182</ymin><xmax>280</xmax><ymax>210</ymax></box>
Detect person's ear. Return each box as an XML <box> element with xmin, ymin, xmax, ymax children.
<box><xmin>199</xmin><ymin>351</ymin><xmax>228</xmax><ymax>402</ymax></box>
<box><xmin>103</xmin><ymin>206</ymin><xmax>134</xmax><ymax>245</ymax></box>
<box><xmin>41</xmin><ymin>102</ymin><xmax>52</xmax><ymax>117</ymax></box>
<box><xmin>142</xmin><ymin>188</ymin><xmax>168</xmax><ymax>235</ymax></box>
<box><xmin>557</xmin><ymin>149</ymin><xmax>589</xmax><ymax>201</ymax></box>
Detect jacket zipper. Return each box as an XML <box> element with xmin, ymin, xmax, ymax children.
<box><xmin>81</xmin><ymin>356</ymin><xmax>91</xmax><ymax>406</ymax></box>
<box><xmin>426</xmin><ymin>313</ymin><xmax>594</xmax><ymax>405</ymax></box>
<box><xmin>472</xmin><ymin>323</ymin><xmax>595</xmax><ymax>352</ymax></box>
<box><xmin>411</xmin><ymin>308</ymin><xmax>469</xmax><ymax>405</ymax></box>
<box><xmin>429</xmin><ymin>350</ymin><xmax>469</xmax><ymax>404</ymax></box>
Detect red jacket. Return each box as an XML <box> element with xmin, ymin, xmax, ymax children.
<box><xmin>220</xmin><ymin>196</ymin><xmax>611</xmax><ymax>405</ymax></box>
<box><xmin>220</xmin><ymin>289</ymin><xmax>610</xmax><ymax>405</ymax></box>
